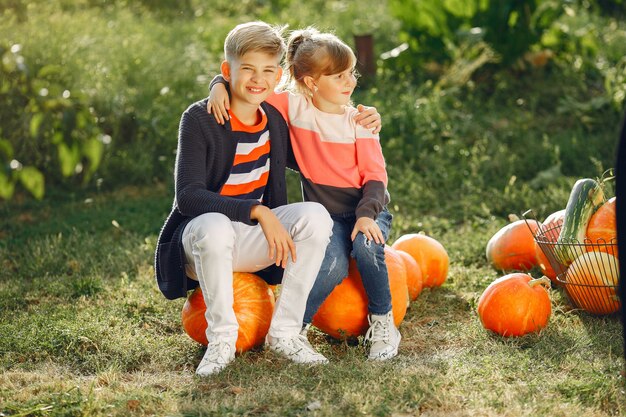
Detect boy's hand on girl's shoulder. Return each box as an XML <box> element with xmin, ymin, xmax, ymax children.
<box><xmin>207</xmin><ymin>83</ymin><xmax>231</xmax><ymax>125</ymax></box>
<box><xmin>250</xmin><ymin>205</ymin><xmax>297</xmax><ymax>268</ymax></box>
<box><xmin>351</xmin><ymin>216</ymin><xmax>385</xmax><ymax>244</ymax></box>
<box><xmin>354</xmin><ymin>104</ymin><xmax>382</xmax><ymax>135</ymax></box>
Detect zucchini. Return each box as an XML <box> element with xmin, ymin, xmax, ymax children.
<box><xmin>554</xmin><ymin>178</ymin><xmax>605</xmax><ymax>265</ymax></box>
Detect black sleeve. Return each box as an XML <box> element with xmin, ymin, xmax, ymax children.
<box><xmin>210</xmin><ymin>74</ymin><xmax>229</xmax><ymax>91</ymax></box>
<box><xmin>286</xmin><ymin>132</ymin><xmax>299</xmax><ymax>172</ymax></box>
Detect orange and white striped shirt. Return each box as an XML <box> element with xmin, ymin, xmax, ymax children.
<box><xmin>220</xmin><ymin>109</ymin><xmax>270</xmax><ymax>201</ymax></box>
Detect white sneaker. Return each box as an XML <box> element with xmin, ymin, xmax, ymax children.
<box><xmin>266</xmin><ymin>333</ymin><xmax>328</xmax><ymax>364</ymax></box>
<box><xmin>195</xmin><ymin>340</ymin><xmax>236</xmax><ymax>377</ymax></box>
<box><xmin>364</xmin><ymin>311</ymin><xmax>401</xmax><ymax>361</ymax></box>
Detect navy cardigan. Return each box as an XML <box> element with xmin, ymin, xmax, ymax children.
<box><xmin>155</xmin><ymin>99</ymin><xmax>295</xmax><ymax>300</ymax></box>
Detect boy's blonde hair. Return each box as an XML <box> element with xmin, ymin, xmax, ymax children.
<box><xmin>224</xmin><ymin>21</ymin><xmax>286</xmax><ymax>63</ymax></box>
<box><xmin>285</xmin><ymin>27</ymin><xmax>357</xmax><ymax>95</ymax></box>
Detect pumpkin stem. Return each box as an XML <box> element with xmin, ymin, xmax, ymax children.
<box><xmin>595</xmin><ymin>169</ymin><xmax>614</xmax><ymax>204</ymax></box>
<box><xmin>597</xmin><ymin>168</ymin><xmax>615</xmax><ymax>185</ymax></box>
<box><xmin>528</xmin><ymin>276</ymin><xmax>552</xmax><ymax>290</ymax></box>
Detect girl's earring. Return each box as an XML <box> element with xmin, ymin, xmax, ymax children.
<box><xmin>313</xmin><ymin>86</ymin><xmax>318</xmax><ymax>93</ymax></box>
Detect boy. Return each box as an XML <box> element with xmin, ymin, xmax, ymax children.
<box><xmin>155</xmin><ymin>21</ymin><xmax>333</xmax><ymax>376</ymax></box>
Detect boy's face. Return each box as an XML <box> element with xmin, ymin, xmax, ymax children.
<box><xmin>221</xmin><ymin>51</ymin><xmax>282</xmax><ymax>110</ymax></box>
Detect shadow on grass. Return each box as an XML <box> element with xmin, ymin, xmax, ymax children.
<box><xmin>0</xmin><ymin>185</ymin><xmax>171</xmax><ymax>248</ymax></box>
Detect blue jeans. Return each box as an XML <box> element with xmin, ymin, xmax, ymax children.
<box><xmin>303</xmin><ymin>209</ymin><xmax>393</xmax><ymax>324</ymax></box>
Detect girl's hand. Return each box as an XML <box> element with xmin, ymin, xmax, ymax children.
<box><xmin>207</xmin><ymin>83</ymin><xmax>231</xmax><ymax>125</ymax></box>
<box><xmin>354</xmin><ymin>104</ymin><xmax>382</xmax><ymax>134</ymax></box>
<box><xmin>351</xmin><ymin>217</ymin><xmax>385</xmax><ymax>244</ymax></box>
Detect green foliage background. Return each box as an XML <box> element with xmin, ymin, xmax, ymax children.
<box><xmin>1</xmin><ymin>0</ymin><xmax>625</xmax><ymax>217</ymax></box>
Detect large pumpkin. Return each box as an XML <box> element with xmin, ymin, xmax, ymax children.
<box><xmin>391</xmin><ymin>233</ymin><xmax>449</xmax><ymax>288</ymax></box>
<box><xmin>181</xmin><ymin>272</ymin><xmax>275</xmax><ymax>353</ymax></box>
<box><xmin>564</xmin><ymin>251</ymin><xmax>620</xmax><ymax>315</ymax></box>
<box><xmin>396</xmin><ymin>249</ymin><xmax>423</xmax><ymax>301</ymax></box>
<box><xmin>477</xmin><ymin>273</ymin><xmax>551</xmax><ymax>337</ymax></box>
<box><xmin>485</xmin><ymin>218</ymin><xmax>541</xmax><ymax>272</ymax></box>
<box><xmin>312</xmin><ymin>246</ymin><xmax>409</xmax><ymax>339</ymax></box>
<box><xmin>586</xmin><ymin>197</ymin><xmax>617</xmax><ymax>257</ymax></box>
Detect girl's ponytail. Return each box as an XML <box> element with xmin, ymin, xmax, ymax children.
<box><xmin>284</xmin><ymin>27</ymin><xmax>356</xmax><ymax>95</ymax></box>
<box><xmin>286</xmin><ymin>28</ymin><xmax>318</xmax><ymax>68</ymax></box>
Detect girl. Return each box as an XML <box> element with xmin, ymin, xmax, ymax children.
<box><xmin>208</xmin><ymin>28</ymin><xmax>399</xmax><ymax>361</ymax></box>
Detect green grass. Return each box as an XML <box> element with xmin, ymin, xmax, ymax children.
<box><xmin>1</xmin><ymin>186</ymin><xmax>624</xmax><ymax>416</ymax></box>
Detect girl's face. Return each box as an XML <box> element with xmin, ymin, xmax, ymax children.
<box><xmin>309</xmin><ymin>67</ymin><xmax>357</xmax><ymax>114</ymax></box>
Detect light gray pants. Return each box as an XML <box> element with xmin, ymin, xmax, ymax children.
<box><xmin>182</xmin><ymin>202</ymin><xmax>332</xmax><ymax>345</ymax></box>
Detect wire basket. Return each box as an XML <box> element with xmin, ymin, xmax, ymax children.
<box><xmin>522</xmin><ymin>210</ymin><xmax>620</xmax><ymax>315</ymax></box>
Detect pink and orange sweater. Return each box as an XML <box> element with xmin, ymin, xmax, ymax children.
<box><xmin>266</xmin><ymin>90</ymin><xmax>389</xmax><ymax>219</ymax></box>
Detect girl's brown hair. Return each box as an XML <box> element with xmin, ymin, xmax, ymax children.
<box><xmin>285</xmin><ymin>27</ymin><xmax>357</xmax><ymax>95</ymax></box>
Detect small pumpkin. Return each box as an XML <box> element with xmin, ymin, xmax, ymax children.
<box><xmin>541</xmin><ymin>209</ymin><xmax>566</xmax><ymax>243</ymax></box>
<box><xmin>564</xmin><ymin>251</ymin><xmax>620</xmax><ymax>315</ymax></box>
<box><xmin>391</xmin><ymin>233</ymin><xmax>449</xmax><ymax>288</ymax></box>
<box><xmin>181</xmin><ymin>272</ymin><xmax>275</xmax><ymax>353</ymax></box>
<box><xmin>477</xmin><ymin>273</ymin><xmax>551</xmax><ymax>337</ymax></box>
<box><xmin>485</xmin><ymin>217</ymin><xmax>541</xmax><ymax>272</ymax></box>
<box><xmin>535</xmin><ymin>244</ymin><xmax>563</xmax><ymax>282</ymax></box>
<box><xmin>312</xmin><ymin>246</ymin><xmax>409</xmax><ymax>339</ymax></box>
<box><xmin>396</xmin><ymin>249</ymin><xmax>423</xmax><ymax>301</ymax></box>
<box><xmin>534</xmin><ymin>210</ymin><xmax>566</xmax><ymax>282</ymax></box>
<box><xmin>586</xmin><ymin>197</ymin><xmax>617</xmax><ymax>257</ymax></box>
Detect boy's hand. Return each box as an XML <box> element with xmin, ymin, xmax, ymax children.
<box><xmin>351</xmin><ymin>217</ymin><xmax>385</xmax><ymax>244</ymax></box>
<box><xmin>354</xmin><ymin>104</ymin><xmax>382</xmax><ymax>134</ymax></box>
<box><xmin>250</xmin><ymin>205</ymin><xmax>297</xmax><ymax>268</ymax></box>
<box><xmin>207</xmin><ymin>83</ymin><xmax>231</xmax><ymax>125</ymax></box>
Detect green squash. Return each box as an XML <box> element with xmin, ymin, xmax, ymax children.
<box><xmin>554</xmin><ymin>178</ymin><xmax>605</xmax><ymax>265</ymax></box>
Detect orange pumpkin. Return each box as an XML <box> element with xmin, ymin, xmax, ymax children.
<box><xmin>312</xmin><ymin>246</ymin><xmax>409</xmax><ymax>339</ymax></box>
<box><xmin>534</xmin><ymin>210</ymin><xmax>569</xmax><ymax>282</ymax></box>
<box><xmin>541</xmin><ymin>209</ymin><xmax>565</xmax><ymax>243</ymax></box>
<box><xmin>534</xmin><ymin>244</ymin><xmax>559</xmax><ymax>282</ymax></box>
<box><xmin>486</xmin><ymin>218</ymin><xmax>541</xmax><ymax>272</ymax></box>
<box><xmin>391</xmin><ymin>233</ymin><xmax>449</xmax><ymax>288</ymax></box>
<box><xmin>586</xmin><ymin>197</ymin><xmax>617</xmax><ymax>256</ymax></box>
<box><xmin>396</xmin><ymin>249</ymin><xmax>423</xmax><ymax>301</ymax></box>
<box><xmin>564</xmin><ymin>251</ymin><xmax>620</xmax><ymax>315</ymax></box>
<box><xmin>181</xmin><ymin>272</ymin><xmax>275</xmax><ymax>353</ymax></box>
<box><xmin>477</xmin><ymin>273</ymin><xmax>551</xmax><ymax>337</ymax></box>
<box><xmin>534</xmin><ymin>210</ymin><xmax>566</xmax><ymax>282</ymax></box>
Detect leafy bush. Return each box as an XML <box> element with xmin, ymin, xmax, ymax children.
<box><xmin>587</xmin><ymin>0</ymin><xmax>626</xmax><ymax>17</ymax></box>
<box><xmin>542</xmin><ymin>4</ymin><xmax>626</xmax><ymax>112</ymax></box>
<box><xmin>0</xmin><ymin>3</ymin><xmax>224</xmax><ymax>194</ymax></box>
<box><xmin>388</xmin><ymin>0</ymin><xmax>564</xmax><ymax>69</ymax></box>
<box><xmin>0</xmin><ymin>43</ymin><xmax>103</xmax><ymax>199</ymax></box>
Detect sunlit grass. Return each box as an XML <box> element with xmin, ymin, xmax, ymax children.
<box><xmin>1</xmin><ymin>185</ymin><xmax>624</xmax><ymax>416</ymax></box>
